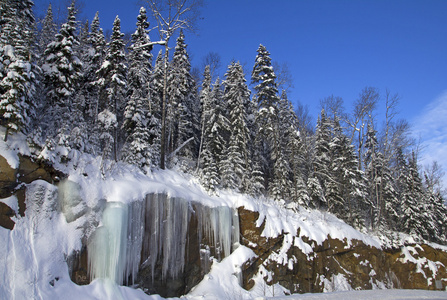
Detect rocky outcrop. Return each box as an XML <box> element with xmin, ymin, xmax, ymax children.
<box><xmin>69</xmin><ymin>196</ymin><xmax>236</xmax><ymax>298</ymax></box>
<box><xmin>238</xmin><ymin>206</ymin><xmax>447</xmax><ymax>294</ymax></box>
<box><xmin>0</xmin><ymin>154</ymin><xmax>66</xmax><ymax>230</ymax></box>
<box><xmin>135</xmin><ymin>201</ymin><xmax>211</xmax><ymax>297</ymax></box>
<box><xmin>4</xmin><ymin>153</ymin><xmax>447</xmax><ymax>296</ymax></box>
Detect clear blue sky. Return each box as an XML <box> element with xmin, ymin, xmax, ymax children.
<box><xmin>35</xmin><ymin>0</ymin><xmax>447</xmax><ymax>176</ymax></box>
<box><xmin>35</xmin><ymin>0</ymin><xmax>447</xmax><ymax>119</ymax></box>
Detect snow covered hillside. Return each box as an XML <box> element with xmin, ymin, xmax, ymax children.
<box><xmin>1</xmin><ymin>130</ymin><xmax>447</xmax><ymax>300</ymax></box>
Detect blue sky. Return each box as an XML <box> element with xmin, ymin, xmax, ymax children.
<box><xmin>35</xmin><ymin>0</ymin><xmax>447</xmax><ymax>179</ymax></box>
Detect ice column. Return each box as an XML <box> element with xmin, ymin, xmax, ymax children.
<box><xmin>142</xmin><ymin>194</ymin><xmax>191</xmax><ymax>281</ymax></box>
<box><xmin>197</xmin><ymin>205</ymin><xmax>240</xmax><ymax>260</ymax></box>
<box><xmin>126</xmin><ymin>200</ymin><xmax>144</xmax><ymax>285</ymax></box>
<box><xmin>88</xmin><ymin>202</ymin><xmax>129</xmax><ymax>285</ymax></box>
<box><xmin>88</xmin><ymin>201</ymin><xmax>145</xmax><ymax>285</ymax></box>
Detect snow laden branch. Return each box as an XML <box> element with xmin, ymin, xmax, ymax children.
<box><xmin>167</xmin><ymin>137</ymin><xmax>194</xmax><ymax>159</ymax></box>
<box><xmin>144</xmin><ymin>0</ymin><xmax>203</xmax><ymax>169</ymax></box>
<box><xmin>133</xmin><ymin>40</ymin><xmax>167</xmax><ymax>50</ymax></box>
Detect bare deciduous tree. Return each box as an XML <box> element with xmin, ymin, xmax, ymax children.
<box><xmin>381</xmin><ymin>89</ymin><xmax>400</xmax><ymax>159</ymax></box>
<box><xmin>272</xmin><ymin>61</ymin><xmax>294</xmax><ymax>93</ymax></box>
<box><xmin>347</xmin><ymin>87</ymin><xmax>379</xmax><ymax>169</ymax></box>
<box><xmin>144</xmin><ymin>0</ymin><xmax>203</xmax><ymax>169</ymax></box>
<box><xmin>319</xmin><ymin>95</ymin><xmax>346</xmax><ymax>123</ymax></box>
<box><xmin>201</xmin><ymin>51</ymin><xmax>221</xmax><ymax>80</ymax></box>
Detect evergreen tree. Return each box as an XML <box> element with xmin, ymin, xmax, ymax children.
<box><xmin>37</xmin><ymin>3</ymin><xmax>57</xmax><ymax>64</ymax></box>
<box><xmin>424</xmin><ymin>170</ymin><xmax>447</xmax><ymax>242</ymax></box>
<box><xmin>251</xmin><ymin>44</ymin><xmax>281</xmax><ymax>194</ymax></box>
<box><xmin>95</xmin><ymin>15</ymin><xmax>127</xmax><ymax>161</ymax></box>
<box><xmin>197</xmin><ymin>65</ymin><xmax>212</xmax><ymax>170</ymax></box>
<box><xmin>364</xmin><ymin>124</ymin><xmax>400</xmax><ymax>230</ymax></box>
<box><xmin>311</xmin><ymin>109</ymin><xmax>332</xmax><ymax>209</ymax></box>
<box><xmin>336</xmin><ymin>128</ymin><xmax>369</xmax><ymax>228</ymax></box>
<box><xmin>271</xmin><ymin>90</ymin><xmax>296</xmax><ymax>201</ymax></box>
<box><xmin>42</xmin><ymin>0</ymin><xmax>82</xmax><ymax>131</ymax></box>
<box><xmin>201</xmin><ymin>79</ymin><xmax>229</xmax><ymax>187</ymax></box>
<box><xmin>151</xmin><ymin>50</ymin><xmax>164</xmax><ymax>120</ymax></box>
<box><xmin>221</xmin><ymin>62</ymin><xmax>252</xmax><ymax>192</ymax></box>
<box><xmin>166</xmin><ymin>30</ymin><xmax>197</xmax><ymax>166</ymax></box>
<box><xmin>123</xmin><ymin>7</ymin><xmax>152</xmax><ymax>135</ymax></box>
<box><xmin>83</xmin><ymin>12</ymin><xmax>106</xmax><ymax>123</ymax></box>
<box><xmin>398</xmin><ymin>152</ymin><xmax>424</xmax><ymax>237</ymax></box>
<box><xmin>0</xmin><ymin>0</ymin><xmax>37</xmax><ymax>140</ymax></box>
<box><xmin>364</xmin><ymin>124</ymin><xmax>380</xmax><ymax>228</ymax></box>
<box><xmin>122</xmin><ymin>7</ymin><xmax>156</xmax><ymax>170</ymax></box>
<box><xmin>326</xmin><ymin>117</ymin><xmax>347</xmax><ymax>216</ymax></box>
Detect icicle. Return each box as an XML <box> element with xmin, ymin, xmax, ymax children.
<box><xmin>196</xmin><ymin>204</ymin><xmax>240</xmax><ymax>261</ymax></box>
<box><xmin>88</xmin><ymin>202</ymin><xmax>129</xmax><ymax>285</ymax></box>
<box><xmin>232</xmin><ymin>208</ymin><xmax>241</xmax><ymax>251</ymax></box>
<box><xmin>139</xmin><ymin>194</ymin><xmax>241</xmax><ymax>282</ymax></box>
<box><xmin>125</xmin><ymin>200</ymin><xmax>144</xmax><ymax>286</ymax></box>
<box><xmin>142</xmin><ymin>194</ymin><xmax>192</xmax><ymax>281</ymax></box>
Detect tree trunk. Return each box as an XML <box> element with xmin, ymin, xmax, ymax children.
<box><xmin>160</xmin><ymin>41</ymin><xmax>169</xmax><ymax>169</ymax></box>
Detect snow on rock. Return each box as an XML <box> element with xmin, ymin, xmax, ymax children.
<box><xmin>187</xmin><ymin>246</ymin><xmax>256</xmax><ymax>300</ymax></box>
<box><xmin>0</xmin><ymin>127</ymin><xmax>31</xmax><ymax>168</ymax></box>
<box><xmin>2</xmin><ymin>130</ymin><xmax>447</xmax><ymax>299</ymax></box>
<box><xmin>0</xmin><ymin>195</ymin><xmax>19</xmax><ymax>215</ymax></box>
<box><xmin>268</xmin><ymin>289</ymin><xmax>447</xmax><ymax>300</ymax></box>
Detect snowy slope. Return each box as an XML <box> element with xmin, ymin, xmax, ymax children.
<box><xmin>267</xmin><ymin>289</ymin><xmax>447</xmax><ymax>299</ymax></box>
<box><xmin>1</xmin><ymin>130</ymin><xmax>446</xmax><ymax>299</ymax></box>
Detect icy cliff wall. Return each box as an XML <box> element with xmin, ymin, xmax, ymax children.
<box><xmin>83</xmin><ymin>193</ymin><xmax>240</xmax><ymax>297</ymax></box>
<box><xmin>2</xmin><ymin>151</ymin><xmax>447</xmax><ymax>300</ymax></box>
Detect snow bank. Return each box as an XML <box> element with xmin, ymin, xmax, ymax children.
<box><xmin>0</xmin><ymin>127</ymin><xmax>31</xmax><ymax>168</ymax></box>
<box><xmin>1</xmin><ymin>130</ymin><xmax>444</xmax><ymax>300</ymax></box>
<box><xmin>268</xmin><ymin>289</ymin><xmax>447</xmax><ymax>299</ymax></box>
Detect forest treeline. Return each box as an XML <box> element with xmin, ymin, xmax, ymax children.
<box><xmin>0</xmin><ymin>0</ymin><xmax>446</xmax><ymax>243</ymax></box>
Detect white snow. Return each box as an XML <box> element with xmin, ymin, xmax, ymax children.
<box><xmin>0</xmin><ymin>195</ymin><xmax>19</xmax><ymax>215</ymax></box>
<box><xmin>267</xmin><ymin>289</ymin><xmax>447</xmax><ymax>299</ymax></box>
<box><xmin>1</xmin><ymin>130</ymin><xmax>446</xmax><ymax>300</ymax></box>
<box><xmin>0</xmin><ymin>127</ymin><xmax>31</xmax><ymax>168</ymax></box>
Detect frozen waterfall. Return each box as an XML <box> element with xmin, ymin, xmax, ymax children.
<box><xmin>87</xmin><ymin>193</ymin><xmax>240</xmax><ymax>286</ymax></box>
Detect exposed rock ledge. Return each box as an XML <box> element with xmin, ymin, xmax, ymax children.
<box><xmin>0</xmin><ymin>154</ymin><xmax>66</xmax><ymax>229</ymax></box>
<box><xmin>238</xmin><ymin>207</ymin><xmax>447</xmax><ymax>293</ymax></box>
<box><xmin>2</xmin><ymin>154</ymin><xmax>447</xmax><ymax>296</ymax></box>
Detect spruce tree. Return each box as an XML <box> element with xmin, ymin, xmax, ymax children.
<box><xmin>336</xmin><ymin>128</ymin><xmax>369</xmax><ymax>228</ymax></box>
<box><xmin>364</xmin><ymin>124</ymin><xmax>380</xmax><ymax>228</ymax></box>
<box><xmin>251</xmin><ymin>44</ymin><xmax>281</xmax><ymax>195</ymax></box>
<box><xmin>197</xmin><ymin>65</ymin><xmax>212</xmax><ymax>170</ymax></box>
<box><xmin>271</xmin><ymin>90</ymin><xmax>295</xmax><ymax>201</ymax></box>
<box><xmin>37</xmin><ymin>3</ymin><xmax>57</xmax><ymax>65</ymax></box>
<box><xmin>42</xmin><ymin>0</ymin><xmax>82</xmax><ymax>132</ymax></box>
<box><xmin>122</xmin><ymin>7</ymin><xmax>155</xmax><ymax>170</ymax></box>
<box><xmin>166</xmin><ymin>30</ymin><xmax>197</xmax><ymax>166</ymax></box>
<box><xmin>151</xmin><ymin>50</ymin><xmax>164</xmax><ymax>120</ymax></box>
<box><xmin>0</xmin><ymin>0</ymin><xmax>37</xmax><ymax>140</ymax></box>
<box><xmin>95</xmin><ymin>15</ymin><xmax>127</xmax><ymax>161</ymax></box>
<box><xmin>221</xmin><ymin>62</ymin><xmax>252</xmax><ymax>192</ymax></box>
<box><xmin>83</xmin><ymin>12</ymin><xmax>106</xmax><ymax>123</ymax></box>
<box><xmin>201</xmin><ymin>79</ymin><xmax>229</xmax><ymax>186</ymax></box>
<box><xmin>311</xmin><ymin>109</ymin><xmax>332</xmax><ymax>209</ymax></box>
<box><xmin>326</xmin><ymin>117</ymin><xmax>347</xmax><ymax>216</ymax></box>
<box><xmin>398</xmin><ymin>152</ymin><xmax>424</xmax><ymax>237</ymax></box>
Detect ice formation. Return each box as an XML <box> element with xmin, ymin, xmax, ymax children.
<box><xmin>87</xmin><ymin>193</ymin><xmax>240</xmax><ymax>285</ymax></box>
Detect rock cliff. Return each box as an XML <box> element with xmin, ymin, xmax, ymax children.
<box><xmin>1</xmin><ymin>154</ymin><xmax>447</xmax><ymax>298</ymax></box>
<box><xmin>238</xmin><ymin>207</ymin><xmax>447</xmax><ymax>294</ymax></box>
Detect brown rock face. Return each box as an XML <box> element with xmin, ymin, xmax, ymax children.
<box><xmin>136</xmin><ymin>202</ymin><xmax>208</xmax><ymax>297</ymax></box>
<box><xmin>0</xmin><ymin>201</ymin><xmax>15</xmax><ymax>229</ymax></box>
<box><xmin>0</xmin><ymin>155</ymin><xmax>17</xmax><ymax>198</ymax></box>
<box><xmin>238</xmin><ymin>206</ymin><xmax>447</xmax><ymax>294</ymax></box>
<box><xmin>0</xmin><ymin>154</ymin><xmax>66</xmax><ymax>230</ymax></box>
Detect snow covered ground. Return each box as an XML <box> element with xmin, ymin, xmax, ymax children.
<box><xmin>267</xmin><ymin>289</ymin><xmax>447</xmax><ymax>299</ymax></box>
<box><xmin>1</xmin><ymin>130</ymin><xmax>447</xmax><ymax>300</ymax></box>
